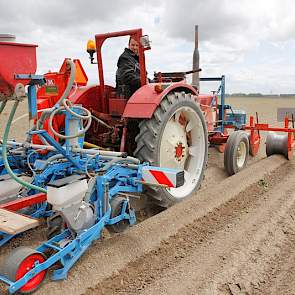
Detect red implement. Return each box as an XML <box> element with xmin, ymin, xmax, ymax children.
<box><xmin>0</xmin><ymin>42</ymin><xmax>37</xmax><ymax>98</ymax></box>
<box><xmin>0</xmin><ymin>193</ymin><xmax>47</xmax><ymax>212</ymax></box>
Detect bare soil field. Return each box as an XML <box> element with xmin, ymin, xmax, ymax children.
<box><xmin>0</xmin><ymin>96</ymin><xmax>294</xmax><ymax>294</ymax></box>
<box><xmin>85</xmin><ymin>159</ymin><xmax>295</xmax><ymax>295</ymax></box>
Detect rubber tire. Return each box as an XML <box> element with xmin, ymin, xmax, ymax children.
<box><xmin>134</xmin><ymin>92</ymin><xmax>208</xmax><ymax>207</ymax></box>
<box><xmin>106</xmin><ymin>197</ymin><xmax>131</xmax><ymax>233</ymax></box>
<box><xmin>2</xmin><ymin>247</ymin><xmax>47</xmax><ymax>294</ymax></box>
<box><xmin>224</xmin><ymin>131</ymin><xmax>249</xmax><ymax>176</ymax></box>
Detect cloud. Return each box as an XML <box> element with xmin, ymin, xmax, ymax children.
<box><xmin>160</xmin><ymin>0</ymin><xmax>295</xmax><ymax>43</ymax></box>
<box><xmin>0</xmin><ymin>0</ymin><xmax>294</xmax><ymax>93</ymax></box>
<box><xmin>160</xmin><ymin>0</ymin><xmax>248</xmax><ymax>43</ymax></box>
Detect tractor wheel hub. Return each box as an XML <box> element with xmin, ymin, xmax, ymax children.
<box><xmin>161</xmin><ymin>119</ymin><xmax>188</xmax><ymax>168</ymax></box>
<box><xmin>175</xmin><ymin>142</ymin><xmax>185</xmax><ymax>161</ymax></box>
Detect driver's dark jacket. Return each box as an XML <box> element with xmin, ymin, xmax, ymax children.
<box><xmin>116</xmin><ymin>48</ymin><xmax>141</xmax><ymax>99</ymax></box>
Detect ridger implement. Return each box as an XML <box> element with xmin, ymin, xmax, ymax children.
<box><xmin>198</xmin><ymin>76</ymin><xmax>295</xmax><ymax>175</ymax></box>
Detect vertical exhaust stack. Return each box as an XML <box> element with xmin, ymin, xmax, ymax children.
<box><xmin>192</xmin><ymin>25</ymin><xmax>200</xmax><ymax>91</ymax></box>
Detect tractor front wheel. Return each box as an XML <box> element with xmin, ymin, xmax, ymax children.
<box><xmin>134</xmin><ymin>92</ymin><xmax>208</xmax><ymax>207</ymax></box>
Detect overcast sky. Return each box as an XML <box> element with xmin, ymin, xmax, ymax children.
<box><xmin>1</xmin><ymin>0</ymin><xmax>294</xmax><ymax>94</ymax></box>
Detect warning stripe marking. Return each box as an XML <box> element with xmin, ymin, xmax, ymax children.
<box><xmin>149</xmin><ymin>170</ymin><xmax>174</xmax><ymax>187</ymax></box>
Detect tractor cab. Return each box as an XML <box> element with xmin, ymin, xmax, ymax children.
<box><xmin>86</xmin><ymin>29</ymin><xmax>151</xmax><ymax>117</ymax></box>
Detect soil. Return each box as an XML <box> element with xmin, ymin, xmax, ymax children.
<box><xmin>0</xmin><ymin>96</ymin><xmax>294</xmax><ymax>294</ymax></box>
<box><xmin>85</xmin><ymin>161</ymin><xmax>295</xmax><ymax>295</ymax></box>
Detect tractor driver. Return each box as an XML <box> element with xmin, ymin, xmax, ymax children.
<box><xmin>116</xmin><ymin>37</ymin><xmax>141</xmax><ymax>99</ymax></box>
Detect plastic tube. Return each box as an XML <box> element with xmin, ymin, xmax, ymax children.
<box><xmin>1</xmin><ymin>100</ymin><xmax>47</xmax><ymax>193</ymax></box>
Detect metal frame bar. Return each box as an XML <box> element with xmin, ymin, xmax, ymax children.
<box><xmin>200</xmin><ymin>76</ymin><xmax>226</xmax><ymax>132</ymax></box>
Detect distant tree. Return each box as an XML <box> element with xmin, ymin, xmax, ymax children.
<box><xmin>280</xmin><ymin>94</ymin><xmax>295</xmax><ymax>97</ymax></box>
<box><xmin>247</xmin><ymin>93</ymin><xmax>263</xmax><ymax>97</ymax></box>
<box><xmin>231</xmin><ymin>93</ymin><xmax>247</xmax><ymax>97</ymax></box>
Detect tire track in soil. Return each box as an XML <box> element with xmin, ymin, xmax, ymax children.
<box><xmin>84</xmin><ymin>161</ymin><xmax>295</xmax><ymax>295</ymax></box>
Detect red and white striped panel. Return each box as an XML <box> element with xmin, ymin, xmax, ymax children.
<box><xmin>141</xmin><ymin>166</ymin><xmax>184</xmax><ymax>188</ymax></box>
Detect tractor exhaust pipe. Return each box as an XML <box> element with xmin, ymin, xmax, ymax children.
<box><xmin>192</xmin><ymin>25</ymin><xmax>200</xmax><ymax>91</ymax></box>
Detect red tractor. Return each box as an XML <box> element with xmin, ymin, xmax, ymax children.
<box><xmin>36</xmin><ymin>28</ymin><xmax>208</xmax><ymax>207</ymax></box>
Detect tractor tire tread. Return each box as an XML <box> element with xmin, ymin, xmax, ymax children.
<box><xmin>224</xmin><ymin>130</ymin><xmax>249</xmax><ymax>176</ymax></box>
<box><xmin>134</xmin><ymin>92</ymin><xmax>208</xmax><ymax>207</ymax></box>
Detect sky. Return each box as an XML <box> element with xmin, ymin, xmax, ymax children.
<box><xmin>1</xmin><ymin>0</ymin><xmax>295</xmax><ymax>94</ymax></box>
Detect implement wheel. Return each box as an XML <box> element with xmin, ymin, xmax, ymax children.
<box><xmin>107</xmin><ymin>197</ymin><xmax>131</xmax><ymax>233</ymax></box>
<box><xmin>134</xmin><ymin>92</ymin><xmax>208</xmax><ymax>207</ymax></box>
<box><xmin>224</xmin><ymin>130</ymin><xmax>249</xmax><ymax>175</ymax></box>
<box><xmin>3</xmin><ymin>247</ymin><xmax>47</xmax><ymax>294</ymax></box>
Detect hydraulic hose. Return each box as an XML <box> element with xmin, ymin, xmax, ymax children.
<box><xmin>27</xmin><ymin>59</ymin><xmax>76</xmax><ymax>145</ymax></box>
<box><xmin>36</xmin><ymin>60</ymin><xmax>92</xmax><ymax>141</ymax></box>
<box><xmin>1</xmin><ymin>100</ymin><xmax>47</xmax><ymax>193</ymax></box>
<box><xmin>55</xmin><ymin>59</ymin><xmax>76</xmax><ymax>106</ymax></box>
<box><xmin>48</xmin><ymin>102</ymin><xmax>92</xmax><ymax>139</ymax></box>
<box><xmin>41</xmin><ymin>154</ymin><xmax>65</xmax><ymax>170</ymax></box>
<box><xmin>37</xmin><ymin>59</ymin><xmax>76</xmax><ymax>131</ymax></box>
<box><xmin>62</xmin><ymin>99</ymin><xmax>90</xmax><ymax>120</ymax></box>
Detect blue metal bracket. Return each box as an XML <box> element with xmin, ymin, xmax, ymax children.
<box><xmin>28</xmin><ymin>85</ymin><xmax>37</xmax><ymax>119</ymax></box>
<box><xmin>14</xmin><ymin>74</ymin><xmax>45</xmax><ymax>120</ymax></box>
<box><xmin>29</xmin><ymin>130</ymin><xmax>82</xmax><ymax>170</ymax></box>
<box><xmin>200</xmin><ymin>75</ymin><xmax>226</xmax><ymax>132</ymax></box>
<box><xmin>14</xmin><ymin>74</ymin><xmax>45</xmax><ymax>83</ymax></box>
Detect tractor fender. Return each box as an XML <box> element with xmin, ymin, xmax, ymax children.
<box><xmin>122</xmin><ymin>82</ymin><xmax>198</xmax><ymax>119</ymax></box>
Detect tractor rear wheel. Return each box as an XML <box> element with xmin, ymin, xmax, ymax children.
<box><xmin>134</xmin><ymin>92</ymin><xmax>208</xmax><ymax>207</ymax></box>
